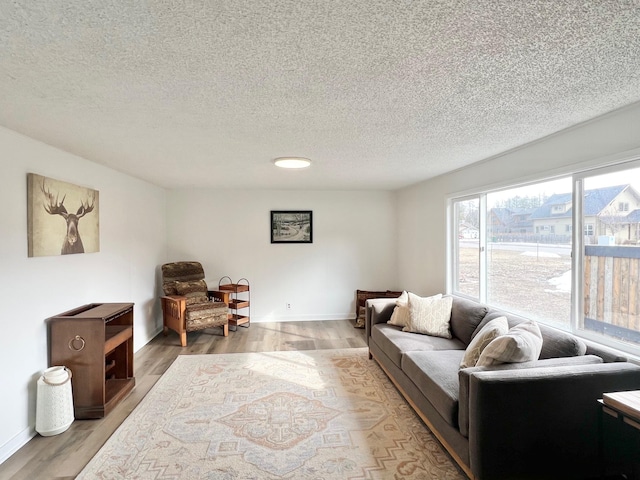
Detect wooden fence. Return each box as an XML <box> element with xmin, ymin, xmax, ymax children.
<box><xmin>584</xmin><ymin>246</ymin><xmax>640</xmax><ymax>340</ymax></box>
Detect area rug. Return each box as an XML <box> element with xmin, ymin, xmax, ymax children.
<box><xmin>77</xmin><ymin>348</ymin><xmax>464</xmax><ymax>479</ymax></box>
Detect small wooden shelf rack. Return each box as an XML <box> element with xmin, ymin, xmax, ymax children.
<box><xmin>218</xmin><ymin>277</ymin><xmax>250</xmax><ymax>331</ymax></box>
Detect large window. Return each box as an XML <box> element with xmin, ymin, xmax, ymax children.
<box><xmin>486</xmin><ymin>179</ymin><xmax>572</xmax><ymax>327</ymax></box>
<box><xmin>450</xmin><ymin>159</ymin><xmax>640</xmax><ymax>355</ymax></box>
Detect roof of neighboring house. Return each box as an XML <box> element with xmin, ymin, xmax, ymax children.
<box><xmin>625</xmin><ymin>209</ymin><xmax>640</xmax><ymax>222</ymax></box>
<box><xmin>489</xmin><ymin>207</ymin><xmax>535</xmax><ymax>230</ymax></box>
<box><xmin>530</xmin><ymin>185</ymin><xmax>628</xmax><ymax>219</ymax></box>
<box><xmin>489</xmin><ymin>208</ymin><xmax>513</xmax><ymax>225</ymax></box>
<box><xmin>490</xmin><ymin>207</ymin><xmax>534</xmax><ymax>223</ymax></box>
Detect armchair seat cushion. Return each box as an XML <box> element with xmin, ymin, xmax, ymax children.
<box><xmin>185</xmin><ymin>301</ymin><xmax>228</xmax><ymax>332</ymax></box>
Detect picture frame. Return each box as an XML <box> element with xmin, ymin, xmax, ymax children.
<box><xmin>27</xmin><ymin>173</ymin><xmax>100</xmax><ymax>257</ymax></box>
<box><xmin>271</xmin><ymin>210</ymin><xmax>313</xmax><ymax>244</ymax></box>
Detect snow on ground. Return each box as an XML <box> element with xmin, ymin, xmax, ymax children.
<box><xmin>518</xmin><ymin>251</ymin><xmax>570</xmax><ymax>293</ymax></box>
<box><xmin>547</xmin><ymin>270</ymin><xmax>572</xmax><ymax>293</ymax></box>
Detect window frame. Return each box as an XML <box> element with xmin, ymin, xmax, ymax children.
<box><xmin>448</xmin><ymin>195</ymin><xmax>483</xmax><ymax>299</ymax></box>
<box><xmin>447</xmin><ymin>156</ymin><xmax>640</xmax><ymax>358</ymax></box>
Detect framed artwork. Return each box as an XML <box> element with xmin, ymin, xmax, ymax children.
<box><xmin>271</xmin><ymin>210</ymin><xmax>313</xmax><ymax>244</ymax></box>
<box><xmin>27</xmin><ymin>173</ymin><xmax>100</xmax><ymax>257</ymax></box>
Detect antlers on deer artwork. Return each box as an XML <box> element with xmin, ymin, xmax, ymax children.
<box><xmin>40</xmin><ymin>179</ymin><xmax>96</xmax><ymax>255</ymax></box>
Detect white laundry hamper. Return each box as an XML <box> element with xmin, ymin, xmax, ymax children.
<box><xmin>35</xmin><ymin>366</ymin><xmax>74</xmax><ymax>436</ymax></box>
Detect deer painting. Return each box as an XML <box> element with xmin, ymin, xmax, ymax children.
<box><xmin>40</xmin><ymin>179</ymin><xmax>96</xmax><ymax>255</ymax></box>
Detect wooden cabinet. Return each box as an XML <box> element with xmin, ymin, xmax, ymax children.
<box><xmin>218</xmin><ymin>277</ymin><xmax>250</xmax><ymax>331</ymax></box>
<box><xmin>47</xmin><ymin>303</ymin><xmax>135</xmax><ymax>419</ymax></box>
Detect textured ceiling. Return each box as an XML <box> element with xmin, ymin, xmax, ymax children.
<box><xmin>1</xmin><ymin>1</ymin><xmax>639</xmax><ymax>190</ymax></box>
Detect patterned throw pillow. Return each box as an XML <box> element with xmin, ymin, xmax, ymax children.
<box><xmin>388</xmin><ymin>291</ymin><xmax>415</xmax><ymax>327</ymax></box>
<box><xmin>403</xmin><ymin>293</ymin><xmax>453</xmax><ymax>338</ymax></box>
<box><xmin>476</xmin><ymin>320</ymin><xmax>543</xmax><ymax>367</ymax></box>
<box><xmin>459</xmin><ymin>316</ymin><xmax>508</xmax><ymax>369</ymax></box>
<box><xmin>175</xmin><ymin>280</ymin><xmax>209</xmax><ymax>306</ymax></box>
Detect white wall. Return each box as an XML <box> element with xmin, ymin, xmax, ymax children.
<box><xmin>0</xmin><ymin>127</ymin><xmax>167</xmax><ymax>463</ymax></box>
<box><xmin>167</xmin><ymin>189</ymin><xmax>398</xmax><ymax>321</ymax></box>
<box><xmin>397</xmin><ymin>102</ymin><xmax>640</xmax><ymax>295</ymax></box>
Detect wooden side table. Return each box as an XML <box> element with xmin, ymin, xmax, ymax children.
<box><xmin>599</xmin><ymin>391</ymin><xmax>640</xmax><ymax>479</ymax></box>
<box><xmin>47</xmin><ymin>303</ymin><xmax>135</xmax><ymax>419</ymax></box>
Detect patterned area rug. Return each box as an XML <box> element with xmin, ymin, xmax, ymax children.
<box><xmin>77</xmin><ymin>348</ymin><xmax>464</xmax><ymax>479</ymax></box>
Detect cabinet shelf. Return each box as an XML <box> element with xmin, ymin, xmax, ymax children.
<box><xmin>105</xmin><ymin>378</ymin><xmax>135</xmax><ymax>408</ymax></box>
<box><xmin>104</xmin><ymin>325</ymin><xmax>133</xmax><ymax>354</ymax></box>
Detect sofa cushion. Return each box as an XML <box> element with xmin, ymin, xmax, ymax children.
<box><xmin>457</xmin><ymin>354</ymin><xmax>604</xmax><ymax>437</ymax></box>
<box><xmin>388</xmin><ymin>291</ymin><xmax>413</xmax><ymax>327</ymax></box>
<box><xmin>450</xmin><ymin>297</ymin><xmax>489</xmax><ymax>346</ymax></box>
<box><xmin>583</xmin><ymin>339</ymin><xmax>628</xmax><ymax>362</ymax></box>
<box><xmin>371</xmin><ymin>323</ymin><xmax>465</xmax><ymax>368</ymax></box>
<box><xmin>403</xmin><ymin>293</ymin><xmax>453</xmax><ymax>338</ymax></box>
<box><xmin>477</xmin><ymin>320</ymin><xmax>543</xmax><ymax>367</ymax></box>
<box><xmin>460</xmin><ymin>316</ymin><xmax>509</xmax><ymax>369</ymax></box>
<box><xmin>475</xmin><ymin>310</ymin><xmax>587</xmax><ymax>359</ymax></box>
<box><xmin>537</xmin><ymin>323</ymin><xmax>587</xmax><ymax>358</ymax></box>
<box><xmin>402</xmin><ymin>350</ymin><xmax>465</xmax><ymax>429</ymax></box>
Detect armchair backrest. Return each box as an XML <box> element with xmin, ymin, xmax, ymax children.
<box><xmin>162</xmin><ymin>261</ymin><xmax>206</xmax><ymax>295</ymax></box>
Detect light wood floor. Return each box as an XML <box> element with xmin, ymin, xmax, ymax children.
<box><xmin>0</xmin><ymin>320</ymin><xmax>367</xmax><ymax>480</ymax></box>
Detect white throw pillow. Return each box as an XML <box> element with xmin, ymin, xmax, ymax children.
<box><xmin>388</xmin><ymin>291</ymin><xmax>412</xmax><ymax>327</ymax></box>
<box><xmin>403</xmin><ymin>293</ymin><xmax>452</xmax><ymax>338</ymax></box>
<box><xmin>476</xmin><ymin>320</ymin><xmax>543</xmax><ymax>367</ymax></box>
<box><xmin>459</xmin><ymin>316</ymin><xmax>509</xmax><ymax>369</ymax></box>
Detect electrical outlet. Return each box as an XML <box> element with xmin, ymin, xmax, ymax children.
<box><xmin>286</xmin><ymin>303</ymin><xmax>292</xmax><ymax>310</ymax></box>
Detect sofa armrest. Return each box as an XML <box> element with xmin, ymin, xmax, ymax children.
<box><xmin>458</xmin><ymin>355</ymin><xmax>603</xmax><ymax>438</ymax></box>
<box><xmin>467</xmin><ymin>362</ymin><xmax>640</xmax><ymax>480</ymax></box>
<box><xmin>582</xmin><ymin>338</ymin><xmax>630</xmax><ymax>362</ymax></box>
<box><xmin>364</xmin><ymin>298</ymin><xmax>397</xmax><ymax>343</ymax></box>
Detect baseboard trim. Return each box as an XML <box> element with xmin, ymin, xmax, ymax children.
<box><xmin>251</xmin><ymin>314</ymin><xmax>356</xmax><ymax>323</ymax></box>
<box><xmin>0</xmin><ymin>427</ymin><xmax>35</xmax><ymax>465</ymax></box>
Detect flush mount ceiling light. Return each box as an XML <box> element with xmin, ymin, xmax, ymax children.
<box><xmin>273</xmin><ymin>157</ymin><xmax>311</xmax><ymax>169</ymax></box>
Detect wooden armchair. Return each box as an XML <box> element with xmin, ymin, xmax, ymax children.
<box><xmin>160</xmin><ymin>261</ymin><xmax>228</xmax><ymax>346</ymax></box>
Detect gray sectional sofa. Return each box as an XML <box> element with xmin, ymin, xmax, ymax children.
<box><xmin>365</xmin><ymin>294</ymin><xmax>640</xmax><ymax>480</ymax></box>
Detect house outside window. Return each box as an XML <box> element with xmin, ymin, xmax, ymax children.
<box><xmin>584</xmin><ymin>224</ymin><xmax>594</xmax><ymax>236</ymax></box>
